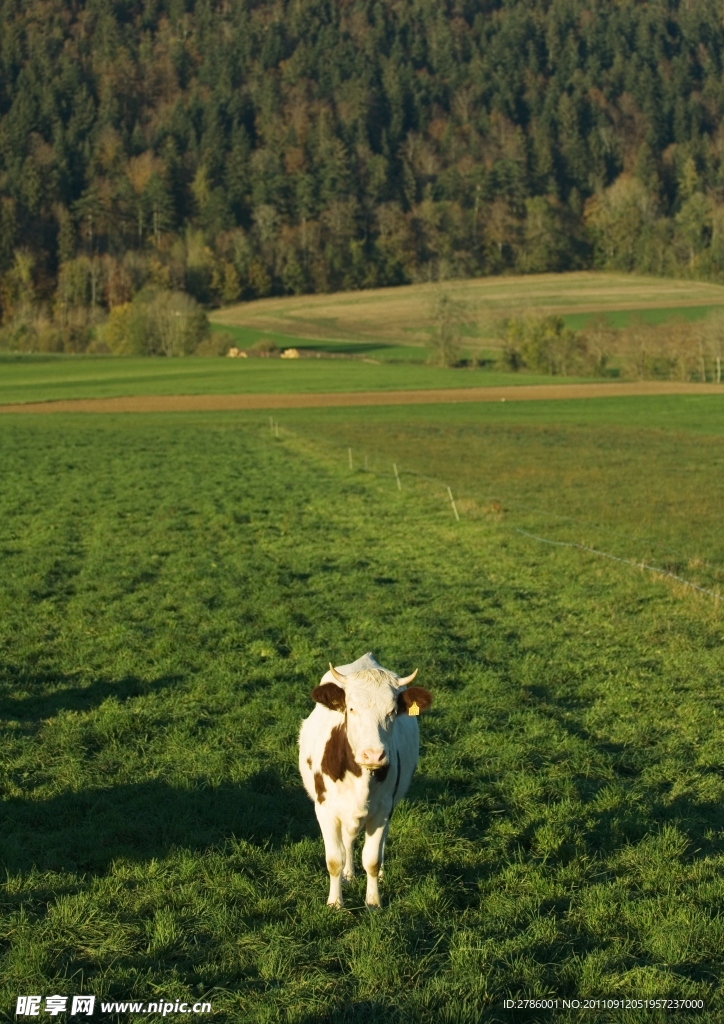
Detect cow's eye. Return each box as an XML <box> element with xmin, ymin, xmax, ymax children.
<box><xmin>349</xmin><ymin>708</ymin><xmax>356</xmax><ymax>715</ymax></box>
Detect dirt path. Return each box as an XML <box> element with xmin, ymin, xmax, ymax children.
<box><xmin>0</xmin><ymin>381</ymin><xmax>722</xmax><ymax>415</ymax></box>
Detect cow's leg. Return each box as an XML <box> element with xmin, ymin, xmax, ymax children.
<box><xmin>378</xmin><ymin>818</ymin><xmax>391</xmax><ymax>880</ymax></box>
<box><xmin>362</xmin><ymin>818</ymin><xmax>388</xmax><ymax>908</ymax></box>
<box><xmin>342</xmin><ymin>823</ymin><xmax>357</xmax><ymax>882</ymax></box>
<box><xmin>315</xmin><ymin>806</ymin><xmax>345</xmax><ymax>907</ymax></box>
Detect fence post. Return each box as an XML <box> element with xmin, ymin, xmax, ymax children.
<box><xmin>447</xmin><ymin>487</ymin><xmax>460</xmax><ymax>521</ymax></box>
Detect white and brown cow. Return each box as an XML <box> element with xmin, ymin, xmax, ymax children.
<box><xmin>299</xmin><ymin>652</ymin><xmax>432</xmax><ymax>908</ymax></box>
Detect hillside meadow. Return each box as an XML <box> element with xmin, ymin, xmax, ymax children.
<box><xmin>212</xmin><ymin>272</ymin><xmax>724</xmax><ymax>347</ymax></box>
<box><xmin>211</xmin><ymin>271</ymin><xmax>724</xmax><ymax>378</ymax></box>
<box><xmin>1</xmin><ymin>395</ymin><xmax>723</xmax><ymax>1022</ymax></box>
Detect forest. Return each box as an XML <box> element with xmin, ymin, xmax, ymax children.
<box><xmin>3</xmin><ymin>0</ymin><xmax>724</xmax><ymax>353</ymax></box>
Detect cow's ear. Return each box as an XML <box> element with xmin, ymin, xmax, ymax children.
<box><xmin>311</xmin><ymin>683</ymin><xmax>346</xmax><ymax>711</ymax></box>
<box><xmin>397</xmin><ymin>686</ymin><xmax>432</xmax><ymax>715</ymax></box>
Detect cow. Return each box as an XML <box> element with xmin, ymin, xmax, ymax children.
<box><xmin>298</xmin><ymin>652</ymin><xmax>432</xmax><ymax>908</ymax></box>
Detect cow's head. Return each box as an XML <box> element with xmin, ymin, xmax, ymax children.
<box><xmin>312</xmin><ymin>663</ymin><xmax>432</xmax><ymax>769</ymax></box>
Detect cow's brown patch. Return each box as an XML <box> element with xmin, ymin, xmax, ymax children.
<box><xmin>371</xmin><ymin>764</ymin><xmax>389</xmax><ymax>783</ymax></box>
<box><xmin>311</xmin><ymin>683</ymin><xmax>346</xmax><ymax>711</ymax></box>
<box><xmin>321</xmin><ymin>723</ymin><xmax>362</xmax><ymax>782</ymax></box>
<box><xmin>314</xmin><ymin>771</ymin><xmax>326</xmax><ymax>803</ymax></box>
<box><xmin>306</xmin><ymin>757</ymin><xmax>312</xmax><ymax>769</ymax></box>
<box><xmin>366</xmin><ymin>861</ymin><xmax>380</xmax><ymax>878</ymax></box>
<box><xmin>397</xmin><ymin>686</ymin><xmax>433</xmax><ymax>715</ymax></box>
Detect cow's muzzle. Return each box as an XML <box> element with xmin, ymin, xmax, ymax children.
<box><xmin>357</xmin><ymin>749</ymin><xmax>389</xmax><ymax>769</ymax></box>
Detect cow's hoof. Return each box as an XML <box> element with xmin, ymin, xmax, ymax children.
<box><xmin>327</xmin><ymin>899</ymin><xmax>343</xmax><ymax>909</ymax></box>
<box><xmin>342</xmin><ymin>872</ymin><xmax>355</xmax><ymax>884</ymax></box>
<box><xmin>365</xmin><ymin>900</ymin><xmax>382</xmax><ymax>911</ymax></box>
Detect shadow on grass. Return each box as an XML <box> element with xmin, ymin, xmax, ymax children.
<box><xmin>1</xmin><ymin>770</ymin><xmax>316</xmax><ymax>875</ymax></box>
<box><xmin>0</xmin><ymin>666</ymin><xmax>181</xmax><ymax>722</ymax></box>
<box><xmin>292</xmin><ymin>342</ymin><xmax>389</xmax><ymax>355</ymax></box>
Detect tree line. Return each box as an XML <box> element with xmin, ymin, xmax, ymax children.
<box><xmin>499</xmin><ymin>311</ymin><xmax>724</xmax><ymax>382</ymax></box>
<box><xmin>3</xmin><ymin>0</ymin><xmax>724</xmax><ymax>351</ymax></box>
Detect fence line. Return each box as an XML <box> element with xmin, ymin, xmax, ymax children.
<box><xmin>392</xmin><ymin>466</ymin><xmax>724</xmax><ymax>576</ymax></box>
<box><xmin>363</xmin><ymin>453</ymin><xmax>724</xmax><ymax>581</ymax></box>
<box><xmin>514</xmin><ymin>529</ymin><xmax>720</xmax><ymax>600</ymax></box>
<box><xmin>270</xmin><ymin>423</ymin><xmax>722</xmax><ymax>602</ymax></box>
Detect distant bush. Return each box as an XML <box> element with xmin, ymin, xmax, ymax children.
<box><xmin>149</xmin><ymin>291</ymin><xmax>208</xmax><ymax>356</ymax></box>
<box><xmin>502</xmin><ymin>314</ymin><xmax>608</xmax><ymax>377</ymax></box>
<box><xmin>0</xmin><ymin>307</ymin><xmax>98</xmax><ymax>353</ymax></box>
<box><xmin>501</xmin><ymin>310</ymin><xmax>724</xmax><ymax>381</ymax></box>
<box><xmin>98</xmin><ymin>303</ymin><xmax>147</xmax><ymax>355</ymax></box>
<box><xmin>607</xmin><ymin>315</ymin><xmax>724</xmax><ymax>382</ymax></box>
<box><xmin>194</xmin><ymin>330</ymin><xmax>235</xmax><ymax>356</ymax></box>
<box><xmin>503</xmin><ymin>314</ymin><xmax>584</xmax><ymax>375</ymax></box>
<box><xmin>98</xmin><ymin>290</ymin><xmax>208</xmax><ymax>356</ymax></box>
<box><xmin>250</xmin><ymin>338</ymin><xmax>279</xmax><ymax>356</ymax></box>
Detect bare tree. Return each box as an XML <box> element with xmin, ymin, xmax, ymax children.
<box><xmin>702</xmin><ymin>311</ymin><xmax>724</xmax><ymax>384</ymax></box>
<box><xmin>148</xmin><ymin>291</ymin><xmax>207</xmax><ymax>357</ymax></box>
<box><xmin>429</xmin><ymin>290</ymin><xmax>471</xmax><ymax>367</ymax></box>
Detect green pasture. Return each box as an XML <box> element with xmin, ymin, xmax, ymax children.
<box><xmin>1</xmin><ymin>397</ymin><xmax>723</xmax><ymax>1022</ymax></box>
<box><xmin>282</xmin><ymin>395</ymin><xmax>724</xmax><ymax>585</ymax></box>
<box><xmin>458</xmin><ymin>304</ymin><xmax>724</xmax><ymax>343</ymax></box>
<box><xmin>0</xmin><ymin>355</ymin><xmax>577</xmax><ymax>407</ymax></box>
<box><xmin>561</xmin><ymin>305</ymin><xmax>724</xmax><ymax>332</ymax></box>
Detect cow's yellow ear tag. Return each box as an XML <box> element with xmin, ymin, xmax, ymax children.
<box><xmin>408</xmin><ymin>701</ymin><xmax>420</xmax><ymax>716</ymax></box>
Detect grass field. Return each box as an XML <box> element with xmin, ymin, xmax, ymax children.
<box><xmin>212</xmin><ymin>272</ymin><xmax>724</xmax><ymax>349</ymax></box>
<box><xmin>2</xmin><ymin>396</ymin><xmax>723</xmax><ymax>1023</ymax></box>
<box><xmin>0</xmin><ymin>356</ymin><xmax>581</xmax><ymax>407</ymax></box>
<box><xmin>280</xmin><ymin>396</ymin><xmax>724</xmax><ymax>591</ymax></box>
<box><xmin>561</xmin><ymin>305</ymin><xmax>724</xmax><ymax>332</ymax></box>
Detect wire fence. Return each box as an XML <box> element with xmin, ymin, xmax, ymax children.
<box><xmin>513</xmin><ymin>529</ymin><xmax>721</xmax><ymax>600</ymax></box>
<box><xmin>266</xmin><ymin>417</ymin><xmax>722</xmax><ymax>604</ymax></box>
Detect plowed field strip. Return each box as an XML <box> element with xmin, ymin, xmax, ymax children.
<box><xmin>0</xmin><ymin>381</ymin><xmax>721</xmax><ymax>414</ymax></box>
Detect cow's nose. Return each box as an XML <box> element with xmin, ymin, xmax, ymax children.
<box><xmin>359</xmin><ymin>748</ymin><xmax>388</xmax><ymax>766</ymax></box>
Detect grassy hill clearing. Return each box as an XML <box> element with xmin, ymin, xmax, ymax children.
<box><xmin>212</xmin><ymin>272</ymin><xmax>724</xmax><ymax>351</ymax></box>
